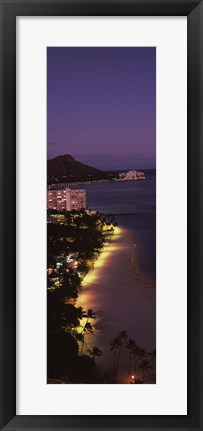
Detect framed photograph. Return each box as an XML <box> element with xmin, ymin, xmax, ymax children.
<box><xmin>0</xmin><ymin>0</ymin><xmax>202</xmax><ymax>430</ymax></box>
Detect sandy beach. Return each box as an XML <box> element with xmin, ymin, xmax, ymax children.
<box><xmin>77</xmin><ymin>227</ymin><xmax>156</xmax><ymax>383</ymax></box>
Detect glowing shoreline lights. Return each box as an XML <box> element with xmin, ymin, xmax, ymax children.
<box><xmin>77</xmin><ymin>226</ymin><xmax>124</xmax><ymax>342</ymax></box>
<box><xmin>81</xmin><ymin>226</ymin><xmax>122</xmax><ymax>287</ymax></box>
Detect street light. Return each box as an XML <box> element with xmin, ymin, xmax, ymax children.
<box><xmin>130</xmin><ymin>375</ymin><xmax>135</xmax><ymax>384</ymax></box>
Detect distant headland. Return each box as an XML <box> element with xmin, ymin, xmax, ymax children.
<box><xmin>47</xmin><ymin>154</ymin><xmax>145</xmax><ymax>185</ymax></box>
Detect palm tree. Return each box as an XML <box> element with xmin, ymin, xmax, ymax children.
<box><xmin>149</xmin><ymin>349</ymin><xmax>156</xmax><ymax>380</ymax></box>
<box><xmin>125</xmin><ymin>339</ymin><xmax>137</xmax><ymax>376</ymax></box>
<box><xmin>85</xmin><ymin>308</ymin><xmax>96</xmax><ymax>323</ymax></box>
<box><xmin>132</xmin><ymin>344</ymin><xmax>140</xmax><ymax>373</ymax></box>
<box><xmin>137</xmin><ymin>347</ymin><xmax>146</xmax><ymax>368</ymax></box>
<box><xmin>138</xmin><ymin>359</ymin><xmax>152</xmax><ymax>383</ymax></box>
<box><xmin>79</xmin><ymin>309</ymin><xmax>96</xmax><ymax>355</ymax></box>
<box><xmin>77</xmin><ymin>306</ymin><xmax>87</xmax><ymax>321</ymax></box>
<box><xmin>87</xmin><ymin>346</ymin><xmax>102</xmax><ymax>364</ymax></box>
<box><xmin>110</xmin><ymin>337</ymin><xmax>122</xmax><ymax>371</ymax></box>
<box><xmin>114</xmin><ymin>330</ymin><xmax>128</xmax><ymax>383</ymax></box>
<box><xmin>119</xmin><ymin>330</ymin><xmax>128</xmax><ymax>341</ymax></box>
<box><xmin>80</xmin><ymin>322</ymin><xmax>93</xmax><ymax>355</ymax></box>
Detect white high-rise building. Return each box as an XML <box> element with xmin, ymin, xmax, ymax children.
<box><xmin>47</xmin><ymin>188</ymin><xmax>87</xmax><ymax>211</ymax></box>
<box><xmin>47</xmin><ymin>189</ymin><xmax>67</xmax><ymax>211</ymax></box>
<box><xmin>65</xmin><ymin>189</ymin><xmax>87</xmax><ymax>211</ymax></box>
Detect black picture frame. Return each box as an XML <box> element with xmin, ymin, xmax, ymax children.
<box><xmin>0</xmin><ymin>0</ymin><xmax>202</xmax><ymax>430</ymax></box>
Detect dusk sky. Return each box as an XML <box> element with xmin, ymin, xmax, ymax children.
<box><xmin>47</xmin><ymin>47</ymin><xmax>156</xmax><ymax>170</ymax></box>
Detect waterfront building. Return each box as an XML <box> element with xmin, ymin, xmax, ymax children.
<box><xmin>66</xmin><ymin>189</ymin><xmax>87</xmax><ymax>211</ymax></box>
<box><xmin>47</xmin><ymin>188</ymin><xmax>87</xmax><ymax>211</ymax></box>
<box><xmin>118</xmin><ymin>170</ymin><xmax>145</xmax><ymax>180</ymax></box>
<box><xmin>47</xmin><ymin>189</ymin><xmax>67</xmax><ymax>211</ymax></box>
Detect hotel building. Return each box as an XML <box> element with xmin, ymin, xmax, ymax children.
<box><xmin>47</xmin><ymin>188</ymin><xmax>87</xmax><ymax>211</ymax></box>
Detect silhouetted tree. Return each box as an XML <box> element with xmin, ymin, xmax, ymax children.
<box><xmin>125</xmin><ymin>339</ymin><xmax>137</xmax><ymax>376</ymax></box>
<box><xmin>87</xmin><ymin>346</ymin><xmax>102</xmax><ymax>364</ymax></box>
<box><xmin>138</xmin><ymin>359</ymin><xmax>151</xmax><ymax>383</ymax></box>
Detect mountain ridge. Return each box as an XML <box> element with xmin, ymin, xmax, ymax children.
<box><xmin>47</xmin><ymin>154</ymin><xmax>111</xmax><ymax>181</ymax></box>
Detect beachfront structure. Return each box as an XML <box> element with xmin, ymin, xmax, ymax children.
<box><xmin>47</xmin><ymin>189</ymin><xmax>66</xmax><ymax>211</ymax></box>
<box><xmin>47</xmin><ymin>188</ymin><xmax>87</xmax><ymax>211</ymax></box>
<box><xmin>66</xmin><ymin>189</ymin><xmax>87</xmax><ymax>211</ymax></box>
<box><xmin>118</xmin><ymin>170</ymin><xmax>145</xmax><ymax>180</ymax></box>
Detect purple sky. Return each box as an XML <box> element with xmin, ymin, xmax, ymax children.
<box><xmin>47</xmin><ymin>47</ymin><xmax>156</xmax><ymax>170</ymax></box>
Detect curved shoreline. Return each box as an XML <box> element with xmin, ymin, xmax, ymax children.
<box><xmin>80</xmin><ymin>226</ymin><xmax>155</xmax><ymax>291</ymax></box>
<box><xmin>77</xmin><ymin>226</ymin><xmax>156</xmax><ymax>383</ymax></box>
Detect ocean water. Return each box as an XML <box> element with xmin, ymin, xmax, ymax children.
<box><xmin>72</xmin><ymin>170</ymin><xmax>156</xmax><ymax>281</ymax></box>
